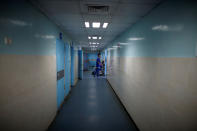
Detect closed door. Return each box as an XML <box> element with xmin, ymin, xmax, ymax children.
<box><xmin>56</xmin><ymin>39</ymin><xmax>65</xmax><ymax>109</ymax></box>
<box><xmin>64</xmin><ymin>43</ymin><xmax>70</xmax><ymax>96</ymax></box>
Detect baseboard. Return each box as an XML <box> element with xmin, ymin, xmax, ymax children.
<box><xmin>106</xmin><ymin>79</ymin><xmax>140</xmax><ymax>131</ymax></box>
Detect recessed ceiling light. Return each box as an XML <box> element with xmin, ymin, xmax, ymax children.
<box><xmin>92</xmin><ymin>42</ymin><xmax>96</xmax><ymax>45</ymax></box>
<box><xmin>92</xmin><ymin>22</ymin><xmax>100</xmax><ymax>28</ymax></box>
<box><xmin>85</xmin><ymin>22</ymin><xmax>90</xmax><ymax>28</ymax></box>
<box><xmin>88</xmin><ymin>36</ymin><xmax>91</xmax><ymax>39</ymax></box>
<box><xmin>92</xmin><ymin>36</ymin><xmax>97</xmax><ymax>39</ymax></box>
<box><xmin>103</xmin><ymin>23</ymin><xmax>108</xmax><ymax>28</ymax></box>
<box><xmin>99</xmin><ymin>37</ymin><xmax>102</xmax><ymax>39</ymax></box>
<box><xmin>97</xmin><ymin>43</ymin><xmax>99</xmax><ymax>44</ymax></box>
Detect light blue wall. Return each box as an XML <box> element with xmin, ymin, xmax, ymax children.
<box><xmin>106</xmin><ymin>0</ymin><xmax>197</xmax><ymax>58</ymax></box>
<box><xmin>78</xmin><ymin>50</ymin><xmax>83</xmax><ymax>79</ymax></box>
<box><xmin>0</xmin><ymin>0</ymin><xmax>72</xmax><ymax>55</ymax></box>
<box><xmin>0</xmin><ymin>0</ymin><xmax>74</xmax><ymax>110</ymax></box>
<box><xmin>105</xmin><ymin>1</ymin><xmax>197</xmax><ymax>130</ymax></box>
<box><xmin>0</xmin><ymin>0</ymin><xmax>74</xmax><ymax>130</ymax></box>
<box><xmin>56</xmin><ymin>39</ymin><xmax>66</xmax><ymax>109</ymax></box>
<box><xmin>71</xmin><ymin>46</ymin><xmax>75</xmax><ymax>86</ymax></box>
<box><xmin>65</xmin><ymin>43</ymin><xmax>71</xmax><ymax>96</ymax></box>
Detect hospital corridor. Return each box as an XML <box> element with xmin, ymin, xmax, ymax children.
<box><xmin>0</xmin><ymin>0</ymin><xmax>197</xmax><ymax>131</ymax></box>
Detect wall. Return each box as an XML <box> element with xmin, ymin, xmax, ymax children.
<box><xmin>78</xmin><ymin>50</ymin><xmax>83</xmax><ymax>79</ymax></box>
<box><xmin>0</xmin><ymin>0</ymin><xmax>72</xmax><ymax>131</ymax></box>
<box><xmin>106</xmin><ymin>0</ymin><xmax>197</xmax><ymax>131</ymax></box>
<box><xmin>74</xmin><ymin>48</ymin><xmax>79</xmax><ymax>84</ymax></box>
<box><xmin>71</xmin><ymin>46</ymin><xmax>79</xmax><ymax>86</ymax></box>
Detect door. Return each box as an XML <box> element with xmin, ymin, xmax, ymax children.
<box><xmin>64</xmin><ymin>43</ymin><xmax>70</xmax><ymax>96</ymax></box>
<box><xmin>56</xmin><ymin>39</ymin><xmax>65</xmax><ymax>109</ymax></box>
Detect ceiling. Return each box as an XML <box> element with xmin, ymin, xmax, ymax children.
<box><xmin>31</xmin><ymin>0</ymin><xmax>163</xmax><ymax>51</ymax></box>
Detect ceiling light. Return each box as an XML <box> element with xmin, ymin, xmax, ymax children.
<box><xmin>88</xmin><ymin>36</ymin><xmax>91</xmax><ymax>39</ymax></box>
<box><xmin>85</xmin><ymin>22</ymin><xmax>90</xmax><ymax>28</ymax></box>
<box><xmin>103</xmin><ymin>23</ymin><xmax>108</xmax><ymax>28</ymax></box>
<box><xmin>92</xmin><ymin>42</ymin><xmax>96</xmax><ymax>45</ymax></box>
<box><xmin>92</xmin><ymin>22</ymin><xmax>100</xmax><ymax>28</ymax></box>
<box><xmin>97</xmin><ymin>43</ymin><xmax>99</xmax><ymax>44</ymax></box>
<box><xmin>92</xmin><ymin>36</ymin><xmax>97</xmax><ymax>39</ymax></box>
<box><xmin>99</xmin><ymin>37</ymin><xmax>102</xmax><ymax>39</ymax></box>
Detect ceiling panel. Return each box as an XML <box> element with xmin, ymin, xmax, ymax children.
<box><xmin>31</xmin><ymin>0</ymin><xmax>164</xmax><ymax>51</ymax></box>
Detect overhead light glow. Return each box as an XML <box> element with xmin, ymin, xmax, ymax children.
<box><xmin>92</xmin><ymin>42</ymin><xmax>96</xmax><ymax>45</ymax></box>
<box><xmin>88</xmin><ymin>36</ymin><xmax>91</xmax><ymax>39</ymax></box>
<box><xmin>92</xmin><ymin>36</ymin><xmax>97</xmax><ymax>39</ymax></box>
<box><xmin>99</xmin><ymin>37</ymin><xmax>102</xmax><ymax>39</ymax></box>
<box><xmin>113</xmin><ymin>45</ymin><xmax>121</xmax><ymax>48</ymax></box>
<box><xmin>119</xmin><ymin>42</ymin><xmax>128</xmax><ymax>45</ymax></box>
<box><xmin>129</xmin><ymin>37</ymin><xmax>144</xmax><ymax>41</ymax></box>
<box><xmin>103</xmin><ymin>23</ymin><xmax>108</xmax><ymax>28</ymax></box>
<box><xmin>152</xmin><ymin>24</ymin><xmax>183</xmax><ymax>32</ymax></box>
<box><xmin>97</xmin><ymin>43</ymin><xmax>100</xmax><ymax>45</ymax></box>
<box><xmin>85</xmin><ymin>22</ymin><xmax>90</xmax><ymax>28</ymax></box>
<box><xmin>92</xmin><ymin>22</ymin><xmax>100</xmax><ymax>28</ymax></box>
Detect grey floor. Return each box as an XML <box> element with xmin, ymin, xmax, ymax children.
<box><xmin>48</xmin><ymin>71</ymin><xmax>138</xmax><ymax>131</ymax></box>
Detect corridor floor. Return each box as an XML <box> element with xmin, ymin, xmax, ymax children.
<box><xmin>48</xmin><ymin>72</ymin><xmax>138</xmax><ymax>131</ymax></box>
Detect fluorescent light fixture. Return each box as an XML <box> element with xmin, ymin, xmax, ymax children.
<box><xmin>85</xmin><ymin>22</ymin><xmax>90</xmax><ymax>28</ymax></box>
<box><xmin>92</xmin><ymin>22</ymin><xmax>100</xmax><ymax>28</ymax></box>
<box><xmin>92</xmin><ymin>36</ymin><xmax>97</xmax><ymax>39</ymax></box>
<box><xmin>103</xmin><ymin>23</ymin><xmax>108</xmax><ymax>28</ymax></box>
<box><xmin>129</xmin><ymin>37</ymin><xmax>144</xmax><ymax>41</ymax></box>
<box><xmin>99</xmin><ymin>37</ymin><xmax>102</xmax><ymax>39</ymax></box>
<box><xmin>97</xmin><ymin>43</ymin><xmax>100</xmax><ymax>45</ymax></box>
<box><xmin>92</xmin><ymin>42</ymin><xmax>96</xmax><ymax>45</ymax></box>
<box><xmin>88</xmin><ymin>36</ymin><xmax>91</xmax><ymax>39</ymax></box>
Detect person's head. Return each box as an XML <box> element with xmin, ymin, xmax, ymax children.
<box><xmin>98</xmin><ymin>53</ymin><xmax>101</xmax><ymax>58</ymax></box>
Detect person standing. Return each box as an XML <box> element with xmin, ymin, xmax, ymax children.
<box><xmin>96</xmin><ymin>53</ymin><xmax>101</xmax><ymax>77</ymax></box>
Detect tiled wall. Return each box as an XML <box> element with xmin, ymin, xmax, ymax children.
<box><xmin>106</xmin><ymin>0</ymin><xmax>197</xmax><ymax>131</ymax></box>
<box><xmin>0</xmin><ymin>0</ymin><xmax>73</xmax><ymax>130</ymax></box>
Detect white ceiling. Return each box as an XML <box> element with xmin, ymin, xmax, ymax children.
<box><xmin>31</xmin><ymin>0</ymin><xmax>163</xmax><ymax>51</ymax></box>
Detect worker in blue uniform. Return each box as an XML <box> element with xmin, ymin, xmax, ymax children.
<box><xmin>96</xmin><ymin>53</ymin><xmax>101</xmax><ymax>77</ymax></box>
